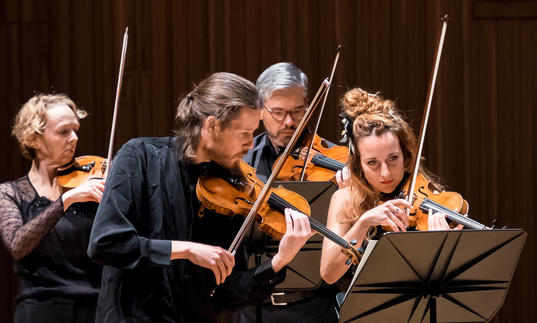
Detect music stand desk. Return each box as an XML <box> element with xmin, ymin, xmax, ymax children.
<box><xmin>337</xmin><ymin>229</ymin><xmax>526</xmax><ymax>323</ymax></box>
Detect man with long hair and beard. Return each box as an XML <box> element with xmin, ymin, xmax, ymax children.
<box><xmin>88</xmin><ymin>72</ymin><xmax>313</xmax><ymax>322</ymax></box>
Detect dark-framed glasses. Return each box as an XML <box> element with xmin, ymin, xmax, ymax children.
<box><xmin>264</xmin><ymin>105</ymin><xmax>306</xmax><ymax>122</ymax></box>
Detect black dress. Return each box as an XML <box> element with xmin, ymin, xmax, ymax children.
<box><xmin>0</xmin><ymin>176</ymin><xmax>101</xmax><ymax>323</ymax></box>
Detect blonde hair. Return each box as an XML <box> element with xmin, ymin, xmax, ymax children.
<box><xmin>11</xmin><ymin>93</ymin><xmax>87</xmax><ymax>159</ymax></box>
<box><xmin>341</xmin><ymin>88</ymin><xmax>440</xmax><ymax>223</ymax></box>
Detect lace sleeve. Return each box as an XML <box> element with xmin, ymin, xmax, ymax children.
<box><xmin>0</xmin><ymin>183</ymin><xmax>64</xmax><ymax>260</ymax></box>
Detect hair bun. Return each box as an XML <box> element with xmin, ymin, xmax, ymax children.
<box><xmin>342</xmin><ymin>88</ymin><xmax>395</xmax><ymax>118</ymax></box>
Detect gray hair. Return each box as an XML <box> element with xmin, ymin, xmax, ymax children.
<box><xmin>174</xmin><ymin>72</ymin><xmax>261</xmax><ymax>159</ymax></box>
<box><xmin>256</xmin><ymin>62</ymin><xmax>308</xmax><ymax>104</ymax></box>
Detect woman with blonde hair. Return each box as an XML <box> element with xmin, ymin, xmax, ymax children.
<box><xmin>320</xmin><ymin>88</ymin><xmax>461</xmax><ymax>284</ymax></box>
<box><xmin>0</xmin><ymin>93</ymin><xmax>104</xmax><ymax>322</ymax></box>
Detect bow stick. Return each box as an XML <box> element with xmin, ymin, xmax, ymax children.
<box><xmin>104</xmin><ymin>27</ymin><xmax>128</xmax><ymax>178</ymax></box>
<box><xmin>299</xmin><ymin>45</ymin><xmax>342</xmax><ymax>181</ymax></box>
<box><xmin>406</xmin><ymin>16</ymin><xmax>448</xmax><ymax>206</ymax></box>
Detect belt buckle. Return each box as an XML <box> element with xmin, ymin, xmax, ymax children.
<box><xmin>270</xmin><ymin>292</ymin><xmax>287</xmax><ymax>306</ymax></box>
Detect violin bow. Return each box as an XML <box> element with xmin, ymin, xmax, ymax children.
<box><xmin>407</xmin><ymin>15</ymin><xmax>448</xmax><ymax>205</ymax></box>
<box><xmin>299</xmin><ymin>45</ymin><xmax>342</xmax><ymax>181</ymax></box>
<box><xmin>104</xmin><ymin>27</ymin><xmax>129</xmax><ymax>178</ymax></box>
<box><xmin>227</xmin><ymin>78</ymin><xmax>331</xmax><ymax>255</ymax></box>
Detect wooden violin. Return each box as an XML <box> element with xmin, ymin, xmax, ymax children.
<box><xmin>197</xmin><ymin>160</ymin><xmax>360</xmax><ymax>265</ymax></box>
<box><xmin>57</xmin><ymin>156</ymin><xmax>107</xmax><ymax>189</ymax></box>
<box><xmin>276</xmin><ymin>133</ymin><xmax>348</xmax><ymax>182</ymax></box>
<box><xmin>275</xmin><ymin>46</ymin><xmax>349</xmax><ymax>183</ymax></box>
<box><xmin>393</xmin><ymin>173</ymin><xmax>487</xmax><ymax>231</ymax></box>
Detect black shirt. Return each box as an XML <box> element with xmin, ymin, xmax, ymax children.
<box><xmin>0</xmin><ymin>176</ymin><xmax>101</xmax><ymax>303</ymax></box>
<box><xmin>88</xmin><ymin>137</ymin><xmax>284</xmax><ymax>323</ymax></box>
<box><xmin>243</xmin><ymin>132</ymin><xmax>280</xmax><ymax>182</ymax></box>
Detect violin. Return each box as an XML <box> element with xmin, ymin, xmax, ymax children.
<box><xmin>276</xmin><ymin>133</ymin><xmax>349</xmax><ymax>182</ymax></box>
<box><xmin>275</xmin><ymin>46</ymin><xmax>347</xmax><ymax>183</ymax></box>
<box><xmin>57</xmin><ymin>156</ymin><xmax>107</xmax><ymax>189</ymax></box>
<box><xmin>387</xmin><ymin>173</ymin><xmax>487</xmax><ymax>231</ymax></box>
<box><xmin>197</xmin><ymin>160</ymin><xmax>360</xmax><ymax>265</ymax></box>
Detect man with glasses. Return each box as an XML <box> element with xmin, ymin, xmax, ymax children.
<box><xmin>239</xmin><ymin>62</ymin><xmax>339</xmax><ymax>323</ymax></box>
<box><xmin>245</xmin><ymin>62</ymin><xmax>311</xmax><ymax>180</ymax></box>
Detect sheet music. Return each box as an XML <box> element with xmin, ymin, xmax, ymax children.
<box><xmin>341</xmin><ymin>239</ymin><xmax>378</xmax><ymax>304</ymax></box>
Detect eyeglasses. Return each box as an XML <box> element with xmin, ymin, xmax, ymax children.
<box><xmin>264</xmin><ymin>106</ymin><xmax>306</xmax><ymax>122</ymax></box>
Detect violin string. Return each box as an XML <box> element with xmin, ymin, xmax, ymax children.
<box><xmin>420</xmin><ymin>198</ymin><xmax>486</xmax><ymax>230</ymax></box>
<box><xmin>268</xmin><ymin>193</ymin><xmax>351</xmax><ymax>247</ymax></box>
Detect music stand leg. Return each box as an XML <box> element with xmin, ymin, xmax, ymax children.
<box><xmin>429</xmin><ymin>296</ymin><xmax>437</xmax><ymax>323</ymax></box>
<box><xmin>255</xmin><ymin>254</ymin><xmax>263</xmax><ymax>323</ymax></box>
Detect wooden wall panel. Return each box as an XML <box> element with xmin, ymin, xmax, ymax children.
<box><xmin>1</xmin><ymin>1</ymin><xmax>536</xmax><ymax>321</ymax></box>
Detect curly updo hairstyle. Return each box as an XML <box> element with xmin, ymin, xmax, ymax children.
<box><xmin>341</xmin><ymin>88</ymin><xmax>419</xmax><ymax>222</ymax></box>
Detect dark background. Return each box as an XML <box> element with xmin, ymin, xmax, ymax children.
<box><xmin>1</xmin><ymin>0</ymin><xmax>536</xmax><ymax>322</ymax></box>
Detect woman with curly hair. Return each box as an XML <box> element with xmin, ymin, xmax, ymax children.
<box><xmin>320</xmin><ymin>88</ymin><xmax>461</xmax><ymax>284</ymax></box>
<box><xmin>0</xmin><ymin>93</ymin><xmax>104</xmax><ymax>322</ymax></box>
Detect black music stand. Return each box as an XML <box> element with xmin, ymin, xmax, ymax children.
<box><xmin>336</xmin><ymin>229</ymin><xmax>526</xmax><ymax>323</ymax></box>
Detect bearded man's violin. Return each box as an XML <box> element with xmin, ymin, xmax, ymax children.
<box><xmin>196</xmin><ymin>160</ymin><xmax>361</xmax><ymax>265</ymax></box>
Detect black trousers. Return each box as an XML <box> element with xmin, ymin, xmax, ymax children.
<box><xmin>14</xmin><ymin>297</ymin><xmax>96</xmax><ymax>323</ymax></box>
<box><xmin>235</xmin><ymin>294</ymin><xmax>339</xmax><ymax>323</ymax></box>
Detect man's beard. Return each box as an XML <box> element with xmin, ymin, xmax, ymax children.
<box><xmin>205</xmin><ymin>140</ymin><xmax>245</xmax><ymax>176</ymax></box>
<box><xmin>272</xmin><ymin>125</ymin><xmax>296</xmax><ymax>149</ymax></box>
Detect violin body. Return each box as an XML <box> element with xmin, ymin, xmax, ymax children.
<box><xmin>57</xmin><ymin>155</ymin><xmax>107</xmax><ymax>189</ymax></box>
<box><xmin>382</xmin><ymin>173</ymin><xmax>484</xmax><ymax>231</ymax></box>
<box><xmin>276</xmin><ymin>133</ymin><xmax>349</xmax><ymax>181</ymax></box>
<box><xmin>404</xmin><ymin>173</ymin><xmax>468</xmax><ymax>230</ymax></box>
<box><xmin>197</xmin><ymin>161</ymin><xmax>311</xmax><ymax>240</ymax></box>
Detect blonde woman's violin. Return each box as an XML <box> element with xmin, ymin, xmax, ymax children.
<box><xmin>57</xmin><ymin>156</ymin><xmax>107</xmax><ymax>189</ymax></box>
